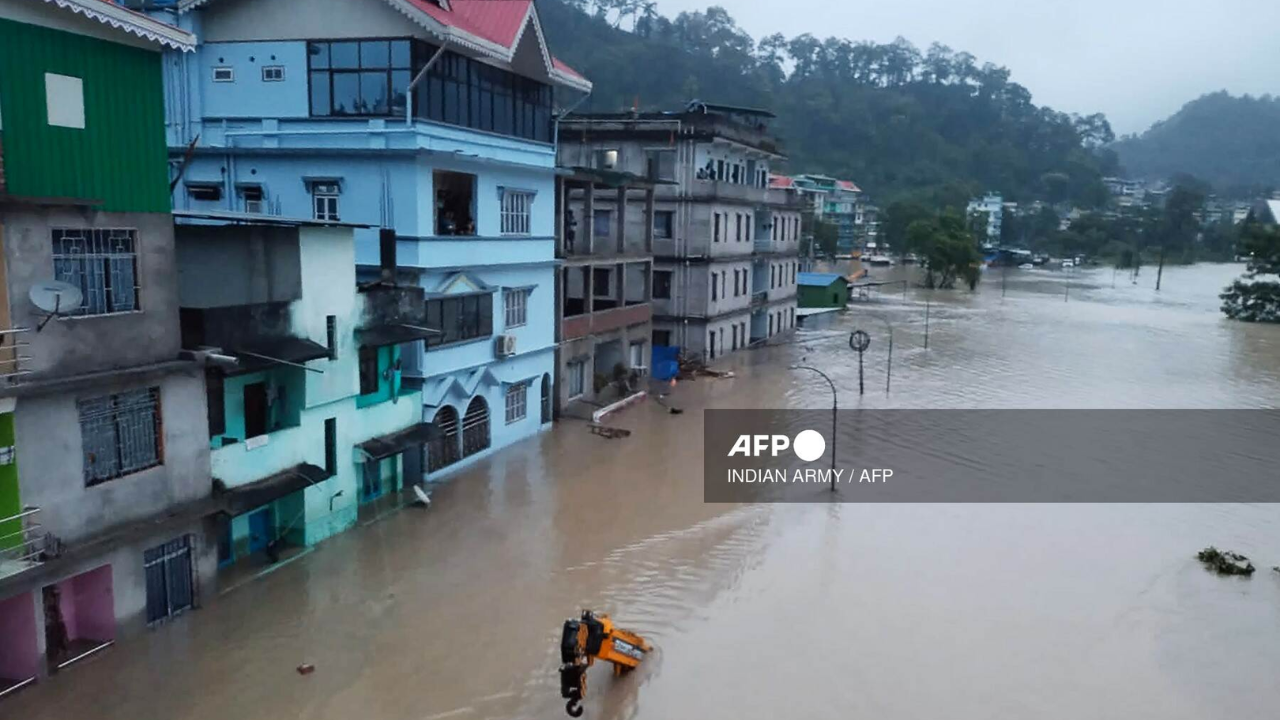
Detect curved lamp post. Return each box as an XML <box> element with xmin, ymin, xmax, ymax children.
<box><xmin>790</xmin><ymin>364</ymin><xmax>838</xmax><ymax>492</ymax></box>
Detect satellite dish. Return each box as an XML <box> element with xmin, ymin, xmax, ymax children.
<box><xmin>29</xmin><ymin>280</ymin><xmax>83</xmax><ymax>331</ymax></box>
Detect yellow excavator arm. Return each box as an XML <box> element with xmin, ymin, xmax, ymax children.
<box><xmin>559</xmin><ymin>611</ymin><xmax>651</xmax><ymax>717</ymax></box>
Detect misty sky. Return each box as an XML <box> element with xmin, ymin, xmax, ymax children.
<box><xmin>649</xmin><ymin>0</ymin><xmax>1280</xmax><ymax>136</ymax></box>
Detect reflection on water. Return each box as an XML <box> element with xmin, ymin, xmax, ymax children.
<box><xmin>8</xmin><ymin>263</ymin><xmax>1280</xmax><ymax>720</ymax></box>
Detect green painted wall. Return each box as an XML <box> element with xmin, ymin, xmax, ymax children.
<box><xmin>798</xmin><ymin>282</ymin><xmax>849</xmax><ymax>309</ymax></box>
<box><xmin>0</xmin><ymin>18</ymin><xmax>171</xmax><ymax>211</ymax></box>
<box><xmin>0</xmin><ymin>412</ymin><xmax>19</xmax><ymax>550</ymax></box>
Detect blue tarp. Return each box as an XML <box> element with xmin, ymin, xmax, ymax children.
<box><xmin>652</xmin><ymin>345</ymin><xmax>680</xmax><ymax>381</ymax></box>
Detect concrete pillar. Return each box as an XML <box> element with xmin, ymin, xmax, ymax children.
<box><xmin>584</xmin><ymin>183</ymin><xmax>595</xmax><ymax>256</ymax></box>
<box><xmin>615</xmin><ymin>186</ymin><xmax>626</xmax><ymax>255</ymax></box>
<box><xmin>644</xmin><ymin>188</ymin><xmax>655</xmax><ymax>254</ymax></box>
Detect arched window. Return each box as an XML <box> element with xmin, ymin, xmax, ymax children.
<box><xmin>540</xmin><ymin>374</ymin><xmax>552</xmax><ymax>424</ymax></box>
<box><xmin>427</xmin><ymin>405</ymin><xmax>460</xmax><ymax>473</ymax></box>
<box><xmin>462</xmin><ymin>396</ymin><xmax>490</xmax><ymax>458</ymax></box>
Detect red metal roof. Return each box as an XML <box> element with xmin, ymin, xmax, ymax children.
<box><xmin>837</xmin><ymin>180</ymin><xmax>862</xmax><ymax>192</ymax></box>
<box><xmin>769</xmin><ymin>175</ymin><xmax>796</xmax><ymax>189</ymax></box>
<box><xmin>405</xmin><ymin>0</ymin><xmax>532</xmax><ymax>49</ymax></box>
<box><xmin>552</xmin><ymin>56</ymin><xmax>584</xmax><ymax>80</ymax></box>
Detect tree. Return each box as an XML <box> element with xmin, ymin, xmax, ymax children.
<box><xmin>906</xmin><ymin>210</ymin><xmax>981</xmax><ymax>289</ymax></box>
<box><xmin>882</xmin><ymin>200</ymin><xmax>931</xmax><ymax>254</ymax></box>
<box><xmin>1221</xmin><ymin>223</ymin><xmax>1280</xmax><ymax>322</ymax></box>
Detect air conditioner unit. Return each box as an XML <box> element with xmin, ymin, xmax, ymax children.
<box><xmin>495</xmin><ymin>334</ymin><xmax>517</xmax><ymax>358</ymax></box>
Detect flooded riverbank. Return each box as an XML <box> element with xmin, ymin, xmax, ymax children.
<box><xmin>7</xmin><ymin>263</ymin><xmax>1280</xmax><ymax>720</ymax></box>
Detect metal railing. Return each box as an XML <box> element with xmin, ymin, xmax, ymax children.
<box><xmin>0</xmin><ymin>507</ymin><xmax>48</xmax><ymax>580</ymax></box>
<box><xmin>0</xmin><ymin>327</ymin><xmax>33</xmax><ymax>383</ymax></box>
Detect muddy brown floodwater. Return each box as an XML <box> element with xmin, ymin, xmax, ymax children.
<box><xmin>9</xmin><ymin>263</ymin><xmax>1280</xmax><ymax>720</ymax></box>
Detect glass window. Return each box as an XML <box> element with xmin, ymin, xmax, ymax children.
<box><xmin>654</xmin><ymin>210</ymin><xmax>674</xmax><ymax>239</ymax></box>
<box><xmin>309</xmin><ymin>71</ymin><xmax>331</xmax><ymax>116</ymax></box>
<box><xmin>360</xmin><ymin>70</ymin><xmax>389</xmax><ymax>114</ymax></box>
<box><xmin>593</xmin><ymin>210</ymin><xmax>612</xmax><ymax>238</ymax></box>
<box><xmin>53</xmin><ymin>228</ymin><xmax>140</xmax><ymax>315</ymax></box>
<box><xmin>501</xmin><ymin>190</ymin><xmax>534</xmax><ymax>235</ymax></box>
<box><xmin>330</xmin><ymin>41</ymin><xmax>360</xmax><ymax>69</ymax></box>
<box><xmin>505</xmin><ymin>384</ymin><xmax>527</xmax><ymax>424</ymax></box>
<box><xmin>332</xmin><ymin>73</ymin><xmax>359</xmax><ymax>115</ymax></box>
<box><xmin>653</xmin><ymin>270</ymin><xmax>672</xmax><ymax>299</ymax></box>
<box><xmin>425</xmin><ymin>293</ymin><xmax>495</xmax><ymax>349</ymax></box>
<box><xmin>308</xmin><ymin>42</ymin><xmax>330</xmax><ymax>69</ymax></box>
<box><xmin>504</xmin><ymin>289</ymin><xmax>528</xmax><ymax>328</ymax></box>
<box><xmin>567</xmin><ymin>361</ymin><xmax>585</xmax><ymax>398</ymax></box>
<box><xmin>79</xmin><ymin>387</ymin><xmax>162</xmax><ymax>486</ymax></box>
<box><xmin>360</xmin><ymin>40</ymin><xmax>389</xmax><ymax>68</ymax></box>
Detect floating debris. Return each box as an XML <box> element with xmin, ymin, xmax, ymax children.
<box><xmin>297</xmin><ymin>663</ymin><xmax>316</xmax><ymax>675</ymax></box>
<box><xmin>1196</xmin><ymin>547</ymin><xmax>1256</xmax><ymax>576</ymax></box>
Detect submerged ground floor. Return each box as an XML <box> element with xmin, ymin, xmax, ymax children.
<box><xmin>5</xmin><ymin>265</ymin><xmax>1280</xmax><ymax>719</ymax></box>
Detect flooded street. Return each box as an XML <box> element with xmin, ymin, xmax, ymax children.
<box><xmin>9</xmin><ymin>263</ymin><xmax>1280</xmax><ymax>720</ymax></box>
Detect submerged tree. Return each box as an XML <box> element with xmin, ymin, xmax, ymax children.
<box><xmin>1221</xmin><ymin>223</ymin><xmax>1280</xmax><ymax>322</ymax></box>
<box><xmin>906</xmin><ymin>210</ymin><xmax>982</xmax><ymax>289</ymax></box>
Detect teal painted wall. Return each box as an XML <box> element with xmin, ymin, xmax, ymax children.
<box><xmin>0</xmin><ymin>18</ymin><xmax>171</xmax><ymax>211</ymax></box>
<box><xmin>0</xmin><ymin>412</ymin><xmax>19</xmax><ymax>550</ymax></box>
<box><xmin>356</xmin><ymin>345</ymin><xmax>401</xmax><ymax>409</ymax></box>
<box><xmin>212</xmin><ymin>368</ymin><xmax>306</xmax><ymax>448</ymax></box>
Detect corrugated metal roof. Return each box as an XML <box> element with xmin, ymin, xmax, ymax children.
<box><xmin>797</xmin><ymin>272</ymin><xmax>845</xmax><ymax>286</ymax></box>
<box><xmin>406</xmin><ymin>0</ymin><xmax>530</xmax><ymax>48</ymax></box>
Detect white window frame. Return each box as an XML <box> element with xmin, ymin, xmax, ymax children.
<box><xmin>212</xmin><ymin>66</ymin><xmax>235</xmax><ymax>83</ymax></box>
<box><xmin>505</xmin><ymin>383</ymin><xmax>527</xmax><ymax>424</ymax></box>
<box><xmin>261</xmin><ymin>65</ymin><xmax>285</xmax><ymax>82</ymax></box>
<box><xmin>500</xmin><ymin>189</ymin><xmax>534</xmax><ymax>236</ymax></box>
<box><xmin>312</xmin><ymin>182</ymin><xmax>340</xmax><ymax>221</ymax></box>
<box><xmin>238</xmin><ymin>185</ymin><xmax>265</xmax><ymax>214</ymax></box>
<box><xmin>504</xmin><ymin>288</ymin><xmax>529</xmax><ymax>328</ymax></box>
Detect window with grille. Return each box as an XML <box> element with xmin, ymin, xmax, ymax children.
<box><xmin>262</xmin><ymin>65</ymin><xmax>285</xmax><ymax>82</ymax></box>
<box><xmin>79</xmin><ymin>387</ymin><xmax>162</xmax><ymax>486</ymax></box>
<box><xmin>505</xmin><ymin>383</ymin><xmax>527</xmax><ymax>424</ymax></box>
<box><xmin>500</xmin><ymin>190</ymin><xmax>533</xmax><ymax>235</ymax></box>
<box><xmin>53</xmin><ymin>228</ymin><xmax>141</xmax><ymax>316</ymax></box>
<box><xmin>462</xmin><ymin>397</ymin><xmax>490</xmax><ymax>457</ymax></box>
<box><xmin>504</xmin><ymin>289</ymin><xmax>528</xmax><ymax>328</ymax></box>
<box><xmin>312</xmin><ymin>183</ymin><xmax>340</xmax><ymax>221</ymax></box>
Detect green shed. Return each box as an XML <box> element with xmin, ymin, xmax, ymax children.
<box><xmin>797</xmin><ymin>272</ymin><xmax>849</xmax><ymax>309</ymax></box>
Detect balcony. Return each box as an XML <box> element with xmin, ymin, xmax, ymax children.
<box><xmin>751</xmin><ymin>290</ymin><xmax>769</xmax><ymax>306</ymax></box>
<box><xmin>0</xmin><ymin>507</ymin><xmax>48</xmax><ymax>582</ymax></box>
<box><xmin>211</xmin><ymin>423</ymin><xmax>310</xmax><ymax>490</ymax></box>
<box><xmin>563</xmin><ymin>304</ymin><xmax>652</xmax><ymax>341</ymax></box>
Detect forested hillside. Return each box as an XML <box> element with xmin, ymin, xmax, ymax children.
<box><xmin>541</xmin><ymin>0</ymin><xmax>1117</xmax><ymax>208</ymax></box>
<box><xmin>1112</xmin><ymin>92</ymin><xmax>1280</xmax><ymax>197</ymax></box>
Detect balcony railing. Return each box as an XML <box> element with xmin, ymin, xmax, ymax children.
<box><xmin>751</xmin><ymin>290</ymin><xmax>769</xmax><ymax>306</ymax></box>
<box><xmin>0</xmin><ymin>327</ymin><xmax>32</xmax><ymax>384</ymax></box>
<box><xmin>0</xmin><ymin>507</ymin><xmax>49</xmax><ymax>581</ymax></box>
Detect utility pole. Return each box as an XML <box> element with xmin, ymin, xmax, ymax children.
<box><xmin>1156</xmin><ymin>244</ymin><xmax>1166</xmax><ymax>291</ymax></box>
<box><xmin>924</xmin><ymin>299</ymin><xmax>930</xmax><ymax>350</ymax></box>
<box><xmin>790</xmin><ymin>365</ymin><xmax>839</xmax><ymax>492</ymax></box>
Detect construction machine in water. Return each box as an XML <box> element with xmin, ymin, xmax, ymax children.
<box><xmin>559</xmin><ymin>611</ymin><xmax>651</xmax><ymax>717</ymax></box>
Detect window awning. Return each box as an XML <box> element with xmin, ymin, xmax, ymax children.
<box><xmin>356</xmin><ymin>423</ymin><xmax>433</xmax><ymax>462</ymax></box>
<box><xmin>215</xmin><ymin>463</ymin><xmax>328</xmax><ymax>516</ymax></box>
<box><xmin>229</xmin><ymin>337</ymin><xmax>331</xmax><ymax>375</ymax></box>
<box><xmin>356</xmin><ymin>324</ymin><xmax>438</xmax><ymax>349</ymax></box>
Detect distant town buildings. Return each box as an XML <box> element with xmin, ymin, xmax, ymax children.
<box><xmin>967</xmin><ymin>193</ymin><xmax>1009</xmax><ymax>245</ymax></box>
<box><xmin>560</xmin><ymin>102</ymin><xmax>802</xmax><ymax>362</ymax></box>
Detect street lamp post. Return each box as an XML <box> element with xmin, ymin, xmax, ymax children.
<box><xmin>790</xmin><ymin>365</ymin><xmax>838</xmax><ymax>491</ymax></box>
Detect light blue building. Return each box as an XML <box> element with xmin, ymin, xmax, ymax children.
<box><xmin>146</xmin><ymin>0</ymin><xmax>591</xmax><ymax>479</ymax></box>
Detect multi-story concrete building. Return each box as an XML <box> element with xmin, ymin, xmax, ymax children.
<box><xmin>144</xmin><ymin>0</ymin><xmax>589</xmax><ymax>479</ymax></box>
<box><xmin>559</xmin><ymin>102</ymin><xmax>802</xmax><ymax>362</ymax></box>
<box><xmin>175</xmin><ymin>215</ymin><xmax>429</xmax><ymax>567</ymax></box>
<box><xmin>554</xmin><ymin>169</ymin><xmax>655</xmax><ymax>414</ymax></box>
<box><xmin>0</xmin><ymin>0</ymin><xmax>204</xmax><ymax>694</ymax></box>
<box><xmin>790</xmin><ymin>174</ymin><xmax>862</xmax><ymax>254</ymax></box>
<box><xmin>967</xmin><ymin>193</ymin><xmax>1005</xmax><ymax>245</ymax></box>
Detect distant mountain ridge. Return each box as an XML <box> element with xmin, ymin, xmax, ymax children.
<box><xmin>1112</xmin><ymin>92</ymin><xmax>1280</xmax><ymax>196</ymax></box>
<box><xmin>539</xmin><ymin>0</ymin><xmax>1115</xmax><ymax>209</ymax></box>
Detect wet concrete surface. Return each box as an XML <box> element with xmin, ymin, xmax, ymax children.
<box><xmin>8</xmin><ymin>262</ymin><xmax>1280</xmax><ymax>720</ymax></box>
